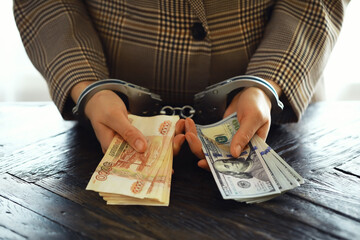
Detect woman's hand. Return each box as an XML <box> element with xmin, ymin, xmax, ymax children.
<box><xmin>184</xmin><ymin>118</ymin><xmax>209</xmax><ymax>170</ymax></box>
<box><xmin>184</xmin><ymin>80</ymin><xmax>281</xmax><ymax>170</ymax></box>
<box><xmin>71</xmin><ymin>81</ymin><xmax>187</xmax><ymax>156</ymax></box>
<box><xmin>86</xmin><ymin>91</ymin><xmax>187</xmax><ymax>156</ymax></box>
<box><xmin>224</xmin><ymin>87</ymin><xmax>272</xmax><ymax>158</ymax></box>
<box><xmin>173</xmin><ymin>119</ymin><xmax>186</xmax><ymax>156</ymax></box>
<box><xmin>85</xmin><ymin>89</ymin><xmax>148</xmax><ymax>153</ymax></box>
<box><xmin>71</xmin><ymin>81</ymin><xmax>147</xmax><ymax>153</ymax></box>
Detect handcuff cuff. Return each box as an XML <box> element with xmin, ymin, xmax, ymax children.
<box><xmin>72</xmin><ymin>76</ymin><xmax>284</xmax><ymax>124</ymax></box>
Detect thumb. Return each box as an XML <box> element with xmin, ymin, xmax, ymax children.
<box><xmin>107</xmin><ymin>111</ymin><xmax>148</xmax><ymax>153</ymax></box>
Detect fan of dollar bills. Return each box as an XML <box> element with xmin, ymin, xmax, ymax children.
<box><xmin>86</xmin><ymin>113</ymin><xmax>303</xmax><ymax>206</ymax></box>
<box><xmin>196</xmin><ymin>113</ymin><xmax>304</xmax><ymax>203</ymax></box>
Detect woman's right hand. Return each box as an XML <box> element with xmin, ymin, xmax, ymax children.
<box><xmin>84</xmin><ymin>89</ymin><xmax>148</xmax><ymax>153</ymax></box>
<box><xmin>71</xmin><ymin>81</ymin><xmax>186</xmax><ymax>156</ymax></box>
<box><xmin>71</xmin><ymin>81</ymin><xmax>147</xmax><ymax>153</ymax></box>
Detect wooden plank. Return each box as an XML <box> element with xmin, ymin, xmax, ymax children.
<box><xmin>174</xmin><ymin>147</ymin><xmax>360</xmax><ymax>239</ymax></box>
<box><xmin>173</xmin><ymin>170</ymin><xmax>360</xmax><ymax>240</ymax></box>
<box><xmin>0</xmin><ymin>103</ymin><xmax>74</xmax><ymax>154</ymax></box>
<box><xmin>259</xmin><ymin>194</ymin><xmax>360</xmax><ymax>240</ymax></box>
<box><xmin>36</xmin><ymin>163</ymin><xmax>357</xmax><ymax>240</ymax></box>
<box><xmin>170</xmin><ymin>185</ymin><xmax>330</xmax><ymax>240</ymax></box>
<box><xmin>0</xmin><ymin>195</ymin><xmax>85</xmax><ymax>239</ymax></box>
<box><xmin>3</xmin><ymin>171</ymin><xmax>246</xmax><ymax>240</ymax></box>
<box><xmin>0</xmin><ymin>144</ymin><xmax>4</xmax><ymax>159</ymax></box>
<box><xmin>36</xmin><ymin>172</ymin><xmax>269</xmax><ymax>240</ymax></box>
<box><xmin>335</xmin><ymin>156</ymin><xmax>360</xmax><ymax>178</ymax></box>
<box><xmin>290</xmin><ymin>169</ymin><xmax>360</xmax><ymax>220</ymax></box>
<box><xmin>1</xmin><ymin>131</ymin><xmax>77</xmax><ymax>178</ymax></box>
<box><xmin>1</xmin><ymin>123</ymin><xmax>102</xmax><ymax>179</ymax></box>
<box><xmin>174</xmin><ymin>145</ymin><xmax>360</xmax><ymax>239</ymax></box>
<box><xmin>267</xmin><ymin>117</ymin><xmax>360</xmax><ymax>176</ymax></box>
<box><xmin>0</xmin><ymin>173</ymin><xmax>156</xmax><ymax>239</ymax></box>
<box><xmin>0</xmin><ymin>225</ymin><xmax>26</xmax><ymax>240</ymax></box>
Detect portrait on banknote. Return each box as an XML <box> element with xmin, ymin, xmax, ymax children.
<box><xmin>213</xmin><ymin>145</ymin><xmax>268</xmax><ymax>182</ymax></box>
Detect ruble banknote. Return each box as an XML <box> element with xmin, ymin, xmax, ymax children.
<box><xmin>86</xmin><ymin>114</ymin><xmax>179</xmax><ymax>206</ymax></box>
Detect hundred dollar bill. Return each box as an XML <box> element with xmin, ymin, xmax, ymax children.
<box><xmin>243</xmin><ymin>135</ymin><xmax>304</xmax><ymax>203</ymax></box>
<box><xmin>196</xmin><ymin>113</ymin><xmax>280</xmax><ymax>200</ymax></box>
<box><xmin>197</xmin><ymin>113</ymin><xmax>304</xmax><ymax>203</ymax></box>
<box><xmin>252</xmin><ymin>134</ymin><xmax>304</xmax><ymax>186</ymax></box>
<box><xmin>86</xmin><ymin>114</ymin><xmax>178</xmax><ymax>203</ymax></box>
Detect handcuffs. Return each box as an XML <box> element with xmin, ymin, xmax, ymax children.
<box><xmin>72</xmin><ymin>76</ymin><xmax>283</xmax><ymax>124</ymax></box>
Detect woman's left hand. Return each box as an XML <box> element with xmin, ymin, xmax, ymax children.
<box><xmin>185</xmin><ymin>84</ymin><xmax>279</xmax><ymax>170</ymax></box>
<box><xmin>224</xmin><ymin>87</ymin><xmax>272</xmax><ymax>158</ymax></box>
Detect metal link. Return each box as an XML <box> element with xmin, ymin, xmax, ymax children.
<box><xmin>160</xmin><ymin>105</ymin><xmax>195</xmax><ymax>118</ymax></box>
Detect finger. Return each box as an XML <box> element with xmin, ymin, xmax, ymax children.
<box><xmin>185</xmin><ymin>131</ymin><xmax>205</xmax><ymax>159</ymax></box>
<box><xmin>173</xmin><ymin>134</ymin><xmax>185</xmax><ymax>156</ymax></box>
<box><xmin>91</xmin><ymin>121</ymin><xmax>116</xmax><ymax>153</ymax></box>
<box><xmin>175</xmin><ymin>119</ymin><xmax>185</xmax><ymax>135</ymax></box>
<box><xmin>184</xmin><ymin>118</ymin><xmax>197</xmax><ymax>134</ymax></box>
<box><xmin>230</xmin><ymin>116</ymin><xmax>264</xmax><ymax>158</ymax></box>
<box><xmin>184</xmin><ymin>118</ymin><xmax>206</xmax><ymax>160</ymax></box>
<box><xmin>197</xmin><ymin>159</ymin><xmax>210</xmax><ymax>171</ymax></box>
<box><xmin>256</xmin><ymin>121</ymin><xmax>271</xmax><ymax>141</ymax></box>
<box><xmin>223</xmin><ymin>106</ymin><xmax>236</xmax><ymax>119</ymax></box>
<box><xmin>105</xmin><ymin>110</ymin><xmax>147</xmax><ymax>153</ymax></box>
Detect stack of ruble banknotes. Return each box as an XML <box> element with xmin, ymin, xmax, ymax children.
<box><xmin>86</xmin><ymin>114</ymin><xmax>179</xmax><ymax>206</ymax></box>
<box><xmin>86</xmin><ymin>113</ymin><xmax>304</xmax><ymax>205</ymax></box>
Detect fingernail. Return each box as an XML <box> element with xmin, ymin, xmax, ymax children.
<box><xmin>235</xmin><ymin>145</ymin><xmax>241</xmax><ymax>157</ymax></box>
<box><xmin>134</xmin><ymin>139</ymin><xmax>145</xmax><ymax>152</ymax></box>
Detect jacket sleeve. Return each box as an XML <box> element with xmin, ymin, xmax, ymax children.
<box><xmin>13</xmin><ymin>0</ymin><xmax>109</xmax><ymax>119</ymax></box>
<box><xmin>245</xmin><ymin>0</ymin><xmax>349</xmax><ymax>123</ymax></box>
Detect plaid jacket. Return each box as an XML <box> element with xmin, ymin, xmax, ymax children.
<box><xmin>14</xmin><ymin>0</ymin><xmax>348</xmax><ymax>122</ymax></box>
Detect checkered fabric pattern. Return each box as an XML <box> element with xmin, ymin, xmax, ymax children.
<box><xmin>14</xmin><ymin>0</ymin><xmax>348</xmax><ymax>122</ymax></box>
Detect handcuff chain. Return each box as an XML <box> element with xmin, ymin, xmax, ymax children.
<box><xmin>160</xmin><ymin>105</ymin><xmax>195</xmax><ymax>118</ymax></box>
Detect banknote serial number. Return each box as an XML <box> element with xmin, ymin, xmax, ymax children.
<box><xmin>96</xmin><ymin>162</ymin><xmax>113</xmax><ymax>181</ymax></box>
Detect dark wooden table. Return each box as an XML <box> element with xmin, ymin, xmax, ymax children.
<box><xmin>1</xmin><ymin>102</ymin><xmax>359</xmax><ymax>240</ymax></box>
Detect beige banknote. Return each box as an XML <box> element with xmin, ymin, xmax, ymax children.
<box><xmin>86</xmin><ymin>114</ymin><xmax>178</xmax><ymax>205</ymax></box>
<box><xmin>100</xmin><ymin>145</ymin><xmax>174</xmax><ymax>206</ymax></box>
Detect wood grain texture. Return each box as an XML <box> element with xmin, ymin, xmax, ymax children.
<box><xmin>335</xmin><ymin>157</ymin><xmax>360</xmax><ymax>178</ymax></box>
<box><xmin>0</xmin><ymin>194</ymin><xmax>85</xmax><ymax>240</ymax></box>
<box><xmin>1</xmin><ymin>102</ymin><xmax>360</xmax><ymax>239</ymax></box>
<box><xmin>0</xmin><ymin>174</ymin><xmax>154</xmax><ymax>240</ymax></box>
<box><xmin>0</xmin><ymin>103</ymin><xmax>74</xmax><ymax>154</ymax></box>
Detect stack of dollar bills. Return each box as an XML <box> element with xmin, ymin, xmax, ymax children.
<box><xmin>86</xmin><ymin>114</ymin><xmax>179</xmax><ymax>206</ymax></box>
<box><xmin>196</xmin><ymin>113</ymin><xmax>304</xmax><ymax>203</ymax></box>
